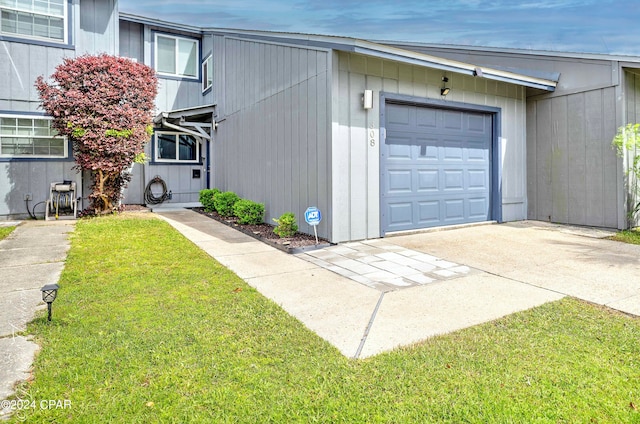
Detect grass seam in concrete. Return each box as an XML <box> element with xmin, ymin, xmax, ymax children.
<box><xmin>353</xmin><ymin>292</ymin><xmax>386</xmax><ymax>359</ymax></box>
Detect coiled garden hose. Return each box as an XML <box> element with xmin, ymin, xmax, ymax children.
<box><xmin>144</xmin><ymin>176</ymin><xmax>170</xmax><ymax>205</ymax></box>
<box><xmin>50</xmin><ymin>192</ymin><xmax>73</xmax><ymax>219</ymax></box>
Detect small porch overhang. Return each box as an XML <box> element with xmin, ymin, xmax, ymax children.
<box><xmin>153</xmin><ymin>104</ymin><xmax>217</xmax><ymax>140</ymax></box>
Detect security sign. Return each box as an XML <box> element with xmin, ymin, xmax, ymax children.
<box><xmin>304</xmin><ymin>206</ymin><xmax>322</xmax><ymax>226</ymax></box>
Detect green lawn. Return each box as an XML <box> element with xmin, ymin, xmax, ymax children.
<box><xmin>9</xmin><ymin>216</ymin><xmax>640</xmax><ymax>423</ymax></box>
<box><xmin>0</xmin><ymin>225</ymin><xmax>16</xmax><ymax>240</ymax></box>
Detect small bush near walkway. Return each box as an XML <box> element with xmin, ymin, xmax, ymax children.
<box><xmin>213</xmin><ymin>191</ymin><xmax>240</xmax><ymax>217</ymax></box>
<box><xmin>198</xmin><ymin>188</ymin><xmax>220</xmax><ymax>212</ymax></box>
<box><xmin>233</xmin><ymin>199</ymin><xmax>265</xmax><ymax>225</ymax></box>
<box><xmin>273</xmin><ymin>212</ymin><xmax>298</xmax><ymax>237</ymax></box>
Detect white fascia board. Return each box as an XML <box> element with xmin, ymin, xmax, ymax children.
<box><xmin>353</xmin><ymin>40</ymin><xmax>558</xmax><ymax>91</ymax></box>
<box><xmin>153</xmin><ymin>104</ymin><xmax>216</xmax><ymax>123</ymax></box>
<box><xmin>161</xmin><ymin>119</ymin><xmax>211</xmax><ymax>140</ymax></box>
<box><xmin>119</xmin><ymin>12</ymin><xmax>202</xmax><ymax>34</ymax></box>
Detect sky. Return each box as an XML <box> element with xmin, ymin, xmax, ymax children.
<box><xmin>118</xmin><ymin>0</ymin><xmax>640</xmax><ymax>56</ymax></box>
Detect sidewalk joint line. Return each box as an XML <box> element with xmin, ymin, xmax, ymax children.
<box><xmin>353</xmin><ymin>292</ymin><xmax>385</xmax><ymax>359</ymax></box>
<box><xmin>482</xmin><ymin>269</ymin><xmax>569</xmax><ymax>298</ymax></box>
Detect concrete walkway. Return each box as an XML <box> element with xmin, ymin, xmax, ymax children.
<box><xmin>0</xmin><ymin>220</ymin><xmax>74</xmax><ymax>403</ymax></box>
<box><xmin>156</xmin><ymin>210</ymin><xmax>565</xmax><ymax>358</ymax></box>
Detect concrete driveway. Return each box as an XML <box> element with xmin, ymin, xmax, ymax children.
<box><xmin>388</xmin><ymin>221</ymin><xmax>640</xmax><ymax>317</ymax></box>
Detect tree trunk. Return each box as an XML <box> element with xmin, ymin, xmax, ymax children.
<box><xmin>94</xmin><ymin>169</ymin><xmax>113</xmax><ymax>214</ymax></box>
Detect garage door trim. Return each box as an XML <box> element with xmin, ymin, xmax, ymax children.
<box><xmin>379</xmin><ymin>92</ymin><xmax>502</xmax><ymax>235</ymax></box>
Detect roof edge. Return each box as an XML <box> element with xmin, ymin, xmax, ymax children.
<box><xmin>119</xmin><ymin>12</ymin><xmax>203</xmax><ymax>34</ymax></box>
<box><xmin>381</xmin><ymin>40</ymin><xmax>640</xmax><ymax>63</ymax></box>
<box><xmin>353</xmin><ymin>40</ymin><xmax>557</xmax><ymax>91</ymax></box>
<box><xmin>118</xmin><ymin>14</ymin><xmax>556</xmax><ymax>91</ymax></box>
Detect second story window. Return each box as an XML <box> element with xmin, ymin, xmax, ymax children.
<box><xmin>155</xmin><ymin>33</ymin><xmax>199</xmax><ymax>79</ymax></box>
<box><xmin>202</xmin><ymin>54</ymin><xmax>212</xmax><ymax>93</ymax></box>
<box><xmin>0</xmin><ymin>0</ymin><xmax>67</xmax><ymax>43</ymax></box>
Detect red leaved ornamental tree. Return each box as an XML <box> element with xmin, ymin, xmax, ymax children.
<box><xmin>36</xmin><ymin>54</ymin><xmax>158</xmax><ymax>214</ymax></box>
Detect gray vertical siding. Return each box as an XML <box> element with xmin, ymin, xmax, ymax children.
<box><xmin>212</xmin><ymin>37</ymin><xmax>332</xmax><ymax>239</ymax></box>
<box><xmin>331</xmin><ymin>52</ymin><xmax>527</xmax><ymax>242</ymax></box>
<box><xmin>119</xmin><ymin>20</ymin><xmax>204</xmax><ymax>111</ymax></box>
<box><xmin>0</xmin><ymin>43</ymin><xmax>68</xmax><ymax>111</ymax></box>
<box><xmin>526</xmin><ymin>87</ymin><xmax>619</xmax><ymax>228</ymax></box>
<box><xmin>75</xmin><ymin>0</ymin><xmax>118</xmax><ymax>55</ymax></box>
<box><xmin>0</xmin><ymin>0</ymin><xmax>118</xmax><ymax>110</ymax></box>
<box><xmin>155</xmin><ymin>79</ymin><xmax>203</xmax><ymax>112</ymax></box>
<box><xmin>119</xmin><ymin>21</ymin><xmax>144</xmax><ymax>62</ymax></box>
<box><xmin>1</xmin><ymin>0</ymin><xmax>118</xmax><ymax>219</ymax></box>
<box><xmin>117</xmin><ymin>20</ymin><xmax>209</xmax><ymax>205</ymax></box>
<box><xmin>1</xmin><ymin>161</ymin><xmax>81</xmax><ymax>219</ymax></box>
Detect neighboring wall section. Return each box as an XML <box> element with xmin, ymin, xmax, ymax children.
<box><xmin>523</xmin><ymin>57</ymin><xmax>620</xmax><ymax>228</ymax></box>
<box><xmin>527</xmin><ymin>87</ymin><xmax>618</xmax><ymax>228</ymax></box>
<box><xmin>212</xmin><ymin>36</ymin><xmax>332</xmax><ymax>239</ymax></box>
<box><xmin>331</xmin><ymin>52</ymin><xmax>527</xmax><ymax>242</ymax></box>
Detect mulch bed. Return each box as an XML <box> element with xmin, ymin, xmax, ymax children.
<box><xmin>191</xmin><ymin>207</ymin><xmax>332</xmax><ymax>254</ymax></box>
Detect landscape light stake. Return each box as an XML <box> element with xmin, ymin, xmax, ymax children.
<box><xmin>40</xmin><ymin>284</ymin><xmax>59</xmax><ymax>321</ymax></box>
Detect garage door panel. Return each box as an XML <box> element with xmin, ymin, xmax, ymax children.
<box><xmin>387</xmin><ymin>141</ymin><xmax>414</xmax><ymax>160</ymax></box>
<box><xmin>387</xmin><ymin>170</ymin><xmax>413</xmax><ymax>193</ymax></box>
<box><xmin>416</xmin><ymin>108</ymin><xmax>437</xmax><ymax>128</ymax></box>
<box><xmin>387</xmin><ymin>105</ymin><xmax>412</xmax><ymax>126</ymax></box>
<box><xmin>467</xmin><ymin>145</ymin><xmax>488</xmax><ymax>161</ymax></box>
<box><xmin>417</xmin><ymin>169</ymin><xmax>438</xmax><ymax>191</ymax></box>
<box><xmin>443</xmin><ymin>110</ymin><xmax>464</xmax><ymax>131</ymax></box>
<box><xmin>443</xmin><ymin>145</ymin><xmax>463</xmax><ymax>161</ymax></box>
<box><xmin>387</xmin><ymin>202</ymin><xmax>413</xmax><ymax>228</ymax></box>
<box><xmin>416</xmin><ymin>146</ymin><xmax>439</xmax><ymax>161</ymax></box>
<box><xmin>469</xmin><ymin>197</ymin><xmax>489</xmax><ymax>218</ymax></box>
<box><xmin>467</xmin><ymin>114</ymin><xmax>488</xmax><ymax>133</ymax></box>
<box><xmin>443</xmin><ymin>170</ymin><xmax>464</xmax><ymax>190</ymax></box>
<box><xmin>417</xmin><ymin>201</ymin><xmax>440</xmax><ymax>224</ymax></box>
<box><xmin>382</xmin><ymin>102</ymin><xmax>493</xmax><ymax>233</ymax></box>
<box><xmin>468</xmin><ymin>169</ymin><xmax>488</xmax><ymax>189</ymax></box>
<box><xmin>444</xmin><ymin>199</ymin><xmax>465</xmax><ymax>221</ymax></box>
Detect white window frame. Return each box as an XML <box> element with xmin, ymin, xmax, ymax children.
<box><xmin>154</xmin><ymin>33</ymin><xmax>199</xmax><ymax>79</ymax></box>
<box><xmin>202</xmin><ymin>54</ymin><xmax>213</xmax><ymax>93</ymax></box>
<box><xmin>0</xmin><ymin>0</ymin><xmax>68</xmax><ymax>44</ymax></box>
<box><xmin>0</xmin><ymin>114</ymin><xmax>68</xmax><ymax>158</ymax></box>
<box><xmin>154</xmin><ymin>131</ymin><xmax>200</xmax><ymax>163</ymax></box>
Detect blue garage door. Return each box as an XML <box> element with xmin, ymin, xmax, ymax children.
<box><xmin>381</xmin><ymin>103</ymin><xmax>493</xmax><ymax>234</ymax></box>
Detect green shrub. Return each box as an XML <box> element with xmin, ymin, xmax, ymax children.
<box><xmin>273</xmin><ymin>212</ymin><xmax>298</xmax><ymax>238</ymax></box>
<box><xmin>214</xmin><ymin>191</ymin><xmax>240</xmax><ymax>217</ymax></box>
<box><xmin>199</xmin><ymin>188</ymin><xmax>220</xmax><ymax>212</ymax></box>
<box><xmin>234</xmin><ymin>199</ymin><xmax>265</xmax><ymax>225</ymax></box>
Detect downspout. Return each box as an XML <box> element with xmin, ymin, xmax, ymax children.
<box><xmin>206</xmin><ymin>135</ymin><xmax>211</xmax><ymax>190</ymax></box>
